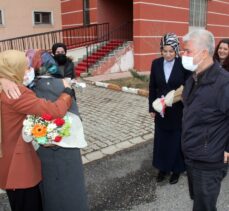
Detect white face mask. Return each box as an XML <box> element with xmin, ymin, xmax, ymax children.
<box><xmin>182</xmin><ymin>56</ymin><xmax>198</xmax><ymax>72</ymax></box>
<box><xmin>23</xmin><ymin>67</ymin><xmax>35</xmax><ymax>86</ymax></box>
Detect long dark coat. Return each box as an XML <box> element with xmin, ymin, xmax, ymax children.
<box><xmin>148</xmin><ymin>57</ymin><xmax>191</xmax><ymax>172</ymax></box>
<box><xmin>32</xmin><ymin>78</ymin><xmax>88</xmax><ymax>211</ymax></box>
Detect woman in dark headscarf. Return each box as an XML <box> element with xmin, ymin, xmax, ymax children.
<box><xmin>148</xmin><ymin>33</ymin><xmax>191</xmax><ymax>184</ymax></box>
<box><xmin>51</xmin><ymin>43</ymin><xmax>76</xmax><ymax>79</ymax></box>
<box><xmin>25</xmin><ymin>50</ymin><xmax>88</xmax><ymax>211</ymax></box>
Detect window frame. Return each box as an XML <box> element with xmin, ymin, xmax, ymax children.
<box><xmin>189</xmin><ymin>0</ymin><xmax>207</xmax><ymax>29</ymax></box>
<box><xmin>33</xmin><ymin>11</ymin><xmax>53</xmax><ymax>26</ymax></box>
<box><xmin>0</xmin><ymin>9</ymin><xmax>4</xmax><ymax>26</ymax></box>
<box><xmin>83</xmin><ymin>0</ymin><xmax>90</xmax><ymax>26</ymax></box>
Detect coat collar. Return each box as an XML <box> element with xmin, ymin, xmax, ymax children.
<box><xmin>196</xmin><ymin>62</ymin><xmax>221</xmax><ymax>86</ymax></box>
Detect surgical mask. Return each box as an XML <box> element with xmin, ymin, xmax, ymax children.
<box><xmin>182</xmin><ymin>56</ymin><xmax>198</xmax><ymax>71</ymax></box>
<box><xmin>182</xmin><ymin>51</ymin><xmax>203</xmax><ymax>72</ymax></box>
<box><xmin>23</xmin><ymin>67</ymin><xmax>35</xmax><ymax>86</ymax></box>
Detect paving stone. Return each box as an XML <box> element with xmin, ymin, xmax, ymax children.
<box><xmin>115</xmin><ymin>141</ymin><xmax>134</xmax><ymax>149</ymax></box>
<box><xmin>85</xmin><ymin>151</ymin><xmax>104</xmax><ymax>161</ymax></box>
<box><xmin>101</xmin><ymin>145</ymin><xmax>119</xmax><ymax>155</ymax></box>
<box><xmin>81</xmin><ymin>156</ymin><xmax>90</xmax><ymax>164</ymax></box>
<box><xmin>129</xmin><ymin>137</ymin><xmax>146</xmax><ymax>145</ymax></box>
<box><xmin>143</xmin><ymin>133</ymin><xmax>154</xmax><ymax>141</ymax></box>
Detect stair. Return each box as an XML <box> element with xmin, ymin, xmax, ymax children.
<box><xmin>75</xmin><ymin>40</ymin><xmax>124</xmax><ymax>76</ymax></box>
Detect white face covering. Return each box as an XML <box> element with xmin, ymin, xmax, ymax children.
<box><xmin>181</xmin><ymin>56</ymin><xmax>198</xmax><ymax>72</ymax></box>
<box><xmin>23</xmin><ymin>67</ymin><xmax>35</xmax><ymax>86</ymax></box>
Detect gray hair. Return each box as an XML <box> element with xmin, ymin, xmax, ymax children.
<box><xmin>183</xmin><ymin>29</ymin><xmax>215</xmax><ymax>56</ymax></box>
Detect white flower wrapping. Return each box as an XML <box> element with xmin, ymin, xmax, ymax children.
<box><xmin>22</xmin><ymin>112</ymin><xmax>87</xmax><ymax>149</ymax></box>
<box><xmin>152</xmin><ymin>85</ymin><xmax>184</xmax><ymax>117</ymax></box>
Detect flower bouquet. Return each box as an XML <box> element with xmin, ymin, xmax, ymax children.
<box><xmin>22</xmin><ymin>112</ymin><xmax>88</xmax><ymax>149</ymax></box>
<box><xmin>152</xmin><ymin>85</ymin><xmax>184</xmax><ymax>117</ymax></box>
<box><xmin>23</xmin><ymin>113</ymin><xmax>71</xmax><ymax>145</ymax></box>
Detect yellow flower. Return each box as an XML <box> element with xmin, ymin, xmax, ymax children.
<box><xmin>32</xmin><ymin>124</ymin><xmax>47</xmax><ymax>138</ymax></box>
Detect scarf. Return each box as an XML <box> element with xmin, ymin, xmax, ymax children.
<box><xmin>160</xmin><ymin>33</ymin><xmax>180</xmax><ymax>57</ymax></box>
<box><xmin>0</xmin><ymin>50</ymin><xmax>27</xmax><ymax>157</ymax></box>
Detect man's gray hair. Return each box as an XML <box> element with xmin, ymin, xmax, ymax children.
<box><xmin>183</xmin><ymin>29</ymin><xmax>215</xmax><ymax>56</ymax></box>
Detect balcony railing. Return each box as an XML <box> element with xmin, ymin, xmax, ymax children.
<box><xmin>0</xmin><ymin>23</ymin><xmax>109</xmax><ymax>52</ymax></box>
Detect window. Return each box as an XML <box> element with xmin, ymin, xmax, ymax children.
<box><xmin>83</xmin><ymin>0</ymin><xmax>90</xmax><ymax>26</ymax></box>
<box><xmin>189</xmin><ymin>0</ymin><xmax>207</xmax><ymax>28</ymax></box>
<box><xmin>33</xmin><ymin>11</ymin><xmax>52</xmax><ymax>25</ymax></box>
<box><xmin>0</xmin><ymin>10</ymin><xmax>3</xmax><ymax>25</ymax></box>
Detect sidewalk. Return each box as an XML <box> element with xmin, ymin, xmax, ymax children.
<box><xmin>77</xmin><ymin>76</ymin><xmax>153</xmax><ymax>164</ymax></box>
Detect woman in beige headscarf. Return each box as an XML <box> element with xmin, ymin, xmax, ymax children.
<box><xmin>0</xmin><ymin>50</ymin><xmax>74</xmax><ymax>211</ymax></box>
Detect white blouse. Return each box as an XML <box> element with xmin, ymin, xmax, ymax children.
<box><xmin>163</xmin><ymin>59</ymin><xmax>175</xmax><ymax>83</ymax></box>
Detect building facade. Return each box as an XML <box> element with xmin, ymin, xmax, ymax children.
<box><xmin>61</xmin><ymin>0</ymin><xmax>229</xmax><ymax>71</ymax></box>
<box><xmin>0</xmin><ymin>0</ymin><xmax>62</xmax><ymax>40</ymax></box>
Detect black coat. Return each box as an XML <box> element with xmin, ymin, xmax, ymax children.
<box><xmin>53</xmin><ymin>57</ymin><xmax>75</xmax><ymax>79</ymax></box>
<box><xmin>182</xmin><ymin>62</ymin><xmax>229</xmax><ymax>163</ymax></box>
<box><xmin>63</xmin><ymin>58</ymin><xmax>75</xmax><ymax>79</ymax></box>
<box><xmin>148</xmin><ymin>57</ymin><xmax>191</xmax><ymax>130</ymax></box>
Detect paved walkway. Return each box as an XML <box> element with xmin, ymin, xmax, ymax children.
<box><xmin>77</xmin><ymin>82</ymin><xmax>153</xmax><ymax>163</ymax></box>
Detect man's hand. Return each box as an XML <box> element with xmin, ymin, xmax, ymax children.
<box><xmin>0</xmin><ymin>78</ymin><xmax>21</xmax><ymax>99</ymax></box>
<box><xmin>62</xmin><ymin>78</ymin><xmax>71</xmax><ymax>88</ymax></box>
<box><xmin>150</xmin><ymin>112</ymin><xmax>156</xmax><ymax>119</ymax></box>
<box><xmin>224</xmin><ymin>151</ymin><xmax>229</xmax><ymax>163</ymax></box>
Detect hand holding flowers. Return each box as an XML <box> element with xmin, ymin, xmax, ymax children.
<box><xmin>152</xmin><ymin>85</ymin><xmax>184</xmax><ymax>117</ymax></box>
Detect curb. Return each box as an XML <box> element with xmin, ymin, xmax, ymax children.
<box><xmin>81</xmin><ymin>132</ymin><xmax>153</xmax><ymax>164</ymax></box>
<box><xmin>91</xmin><ymin>81</ymin><xmax>149</xmax><ymax>97</ymax></box>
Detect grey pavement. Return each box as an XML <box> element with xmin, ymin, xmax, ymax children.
<box><xmin>85</xmin><ymin>140</ymin><xmax>229</xmax><ymax>211</ymax></box>
<box><xmin>77</xmin><ymin>83</ymin><xmax>153</xmax><ymax>163</ymax></box>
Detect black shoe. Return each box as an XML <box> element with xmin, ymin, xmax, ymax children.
<box><xmin>169</xmin><ymin>173</ymin><xmax>180</xmax><ymax>184</ymax></box>
<box><xmin>156</xmin><ymin>171</ymin><xmax>166</xmax><ymax>182</ymax></box>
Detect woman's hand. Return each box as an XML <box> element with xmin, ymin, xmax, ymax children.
<box><xmin>62</xmin><ymin>78</ymin><xmax>71</xmax><ymax>88</ymax></box>
<box><xmin>0</xmin><ymin>78</ymin><xmax>21</xmax><ymax>99</ymax></box>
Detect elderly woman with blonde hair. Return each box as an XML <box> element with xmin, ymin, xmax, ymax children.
<box><xmin>0</xmin><ymin>50</ymin><xmax>74</xmax><ymax>211</ymax></box>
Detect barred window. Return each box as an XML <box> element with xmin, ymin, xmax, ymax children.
<box><xmin>34</xmin><ymin>11</ymin><xmax>52</xmax><ymax>25</ymax></box>
<box><xmin>0</xmin><ymin>10</ymin><xmax>3</xmax><ymax>25</ymax></box>
<box><xmin>190</xmin><ymin>0</ymin><xmax>207</xmax><ymax>27</ymax></box>
<box><xmin>83</xmin><ymin>0</ymin><xmax>90</xmax><ymax>26</ymax></box>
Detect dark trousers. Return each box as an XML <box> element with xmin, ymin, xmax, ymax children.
<box><xmin>187</xmin><ymin>165</ymin><xmax>228</xmax><ymax>211</ymax></box>
<box><xmin>6</xmin><ymin>184</ymin><xmax>43</xmax><ymax>211</ymax></box>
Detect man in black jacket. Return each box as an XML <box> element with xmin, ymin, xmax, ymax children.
<box><xmin>181</xmin><ymin>29</ymin><xmax>229</xmax><ymax>211</ymax></box>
